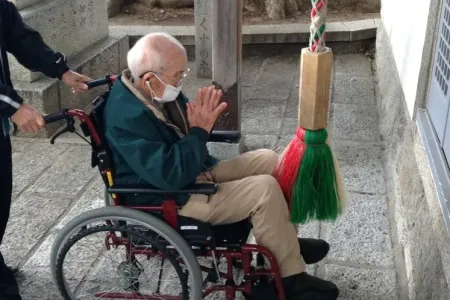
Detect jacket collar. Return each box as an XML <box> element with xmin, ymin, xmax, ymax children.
<box><xmin>120</xmin><ymin>69</ymin><xmax>166</xmax><ymax>122</ymax></box>
<box><xmin>120</xmin><ymin>69</ymin><xmax>188</xmax><ymax>138</ymax></box>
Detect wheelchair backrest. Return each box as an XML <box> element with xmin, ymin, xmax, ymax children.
<box><xmin>90</xmin><ymin>92</ymin><xmax>109</xmax><ymax>150</ymax></box>
<box><xmin>82</xmin><ymin>90</ymin><xmax>118</xmax><ymax>191</ymax></box>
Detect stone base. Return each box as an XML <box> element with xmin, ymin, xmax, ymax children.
<box><xmin>375</xmin><ymin>21</ymin><xmax>450</xmax><ymax>299</ymax></box>
<box><xmin>13</xmin><ymin>34</ymin><xmax>129</xmax><ymax>138</ymax></box>
<box><xmin>107</xmin><ymin>0</ymin><xmax>124</xmax><ymax>18</ymax></box>
<box><xmin>207</xmin><ymin>136</ymin><xmax>245</xmax><ymax>160</ymax></box>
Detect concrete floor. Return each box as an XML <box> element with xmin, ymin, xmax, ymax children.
<box><xmin>0</xmin><ymin>52</ymin><xmax>398</xmax><ymax>299</ymax></box>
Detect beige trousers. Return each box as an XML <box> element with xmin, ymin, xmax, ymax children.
<box><xmin>179</xmin><ymin>149</ymin><xmax>306</xmax><ymax>277</ymax></box>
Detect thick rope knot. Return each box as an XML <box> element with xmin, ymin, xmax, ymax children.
<box><xmin>305</xmin><ymin>129</ymin><xmax>328</xmax><ymax>145</ymax></box>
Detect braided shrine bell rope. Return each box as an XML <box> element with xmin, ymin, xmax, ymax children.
<box><xmin>310</xmin><ymin>0</ymin><xmax>327</xmax><ymax>53</ymax></box>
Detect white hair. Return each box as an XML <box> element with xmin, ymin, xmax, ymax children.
<box><xmin>127</xmin><ymin>32</ymin><xmax>186</xmax><ymax>80</ymax></box>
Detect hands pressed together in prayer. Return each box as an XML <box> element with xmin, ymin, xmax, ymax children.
<box><xmin>186</xmin><ymin>85</ymin><xmax>228</xmax><ymax>133</ymax></box>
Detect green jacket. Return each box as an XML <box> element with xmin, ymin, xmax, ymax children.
<box><xmin>104</xmin><ymin>71</ymin><xmax>218</xmax><ymax>206</ymax></box>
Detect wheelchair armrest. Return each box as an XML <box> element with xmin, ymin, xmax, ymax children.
<box><xmin>208</xmin><ymin>130</ymin><xmax>241</xmax><ymax>144</ymax></box>
<box><xmin>108</xmin><ymin>183</ymin><xmax>218</xmax><ymax>196</ymax></box>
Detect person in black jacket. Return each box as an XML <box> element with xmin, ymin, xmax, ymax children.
<box><xmin>0</xmin><ymin>1</ymin><xmax>90</xmax><ymax>299</ymax></box>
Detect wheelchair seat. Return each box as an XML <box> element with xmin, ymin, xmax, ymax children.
<box><xmin>108</xmin><ymin>183</ymin><xmax>252</xmax><ymax>250</ymax></box>
<box><xmin>124</xmin><ymin>207</ymin><xmax>252</xmax><ymax>250</ymax></box>
<box><xmin>177</xmin><ymin>215</ymin><xmax>252</xmax><ymax>249</ymax></box>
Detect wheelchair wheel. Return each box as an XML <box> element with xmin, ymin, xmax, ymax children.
<box><xmin>50</xmin><ymin>206</ymin><xmax>203</xmax><ymax>300</ymax></box>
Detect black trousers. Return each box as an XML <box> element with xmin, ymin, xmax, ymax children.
<box><xmin>0</xmin><ymin>131</ymin><xmax>21</xmax><ymax>300</ymax></box>
<box><xmin>0</xmin><ymin>131</ymin><xmax>12</xmax><ymax>244</ymax></box>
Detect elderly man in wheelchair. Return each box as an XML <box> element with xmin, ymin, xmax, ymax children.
<box><xmin>94</xmin><ymin>32</ymin><xmax>339</xmax><ymax>300</ymax></box>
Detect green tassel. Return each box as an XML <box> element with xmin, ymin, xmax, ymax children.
<box><xmin>290</xmin><ymin>129</ymin><xmax>341</xmax><ymax>224</ymax></box>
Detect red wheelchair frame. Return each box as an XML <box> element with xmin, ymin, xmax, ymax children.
<box><xmin>43</xmin><ymin>75</ymin><xmax>286</xmax><ymax>300</ymax></box>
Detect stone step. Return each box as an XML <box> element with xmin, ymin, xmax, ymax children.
<box><xmin>9</xmin><ymin>0</ymin><xmax>109</xmax><ymax>83</ymax></box>
<box><xmin>109</xmin><ymin>18</ymin><xmax>380</xmax><ymax>47</ymax></box>
<box><xmin>10</xmin><ymin>0</ymin><xmax>41</xmax><ymax>10</ymax></box>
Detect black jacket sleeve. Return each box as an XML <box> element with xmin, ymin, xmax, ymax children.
<box><xmin>0</xmin><ymin>82</ymin><xmax>23</xmax><ymax>117</ymax></box>
<box><xmin>1</xmin><ymin>0</ymin><xmax>70</xmax><ymax>80</ymax></box>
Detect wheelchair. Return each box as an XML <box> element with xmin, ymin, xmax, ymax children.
<box><xmin>45</xmin><ymin>75</ymin><xmax>285</xmax><ymax>300</ymax></box>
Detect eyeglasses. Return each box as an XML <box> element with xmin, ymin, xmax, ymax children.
<box><xmin>139</xmin><ymin>68</ymin><xmax>190</xmax><ymax>87</ymax></box>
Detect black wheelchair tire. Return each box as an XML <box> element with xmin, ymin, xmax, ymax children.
<box><xmin>50</xmin><ymin>206</ymin><xmax>203</xmax><ymax>300</ymax></box>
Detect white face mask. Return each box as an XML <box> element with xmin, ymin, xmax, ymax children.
<box><xmin>146</xmin><ymin>76</ymin><xmax>182</xmax><ymax>103</ymax></box>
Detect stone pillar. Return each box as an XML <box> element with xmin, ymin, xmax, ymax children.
<box><xmin>9</xmin><ymin>0</ymin><xmax>129</xmax><ymax>138</ymax></box>
<box><xmin>194</xmin><ymin>0</ymin><xmax>213</xmax><ymax>78</ymax></box>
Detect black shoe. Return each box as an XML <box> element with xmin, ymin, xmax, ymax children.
<box><xmin>7</xmin><ymin>265</ymin><xmax>19</xmax><ymax>275</ymax></box>
<box><xmin>299</xmin><ymin>238</ymin><xmax>330</xmax><ymax>264</ymax></box>
<box><xmin>282</xmin><ymin>272</ymin><xmax>339</xmax><ymax>300</ymax></box>
<box><xmin>232</xmin><ymin>238</ymin><xmax>329</xmax><ymax>270</ymax></box>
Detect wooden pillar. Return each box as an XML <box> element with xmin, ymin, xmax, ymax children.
<box><xmin>194</xmin><ymin>0</ymin><xmax>213</xmax><ymax>78</ymax></box>
<box><xmin>298</xmin><ymin>48</ymin><xmax>333</xmax><ymax>130</ymax></box>
<box><xmin>212</xmin><ymin>0</ymin><xmax>243</xmax><ymax>133</ymax></box>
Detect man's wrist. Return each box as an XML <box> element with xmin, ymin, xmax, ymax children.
<box><xmin>54</xmin><ymin>52</ymin><xmax>70</xmax><ymax>80</ymax></box>
<box><xmin>189</xmin><ymin>126</ymin><xmax>210</xmax><ymax>143</ymax></box>
<box><xmin>60</xmin><ymin>70</ymin><xmax>70</xmax><ymax>82</ymax></box>
<box><xmin>3</xmin><ymin>95</ymin><xmax>24</xmax><ymax>118</ymax></box>
<box><xmin>57</xmin><ymin>66</ymin><xmax>71</xmax><ymax>81</ymax></box>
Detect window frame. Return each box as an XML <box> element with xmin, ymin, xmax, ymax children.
<box><xmin>422</xmin><ymin>0</ymin><xmax>450</xmax><ymax>231</ymax></box>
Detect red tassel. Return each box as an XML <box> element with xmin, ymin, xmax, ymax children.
<box><xmin>274</xmin><ymin>128</ymin><xmax>307</xmax><ymax>209</ymax></box>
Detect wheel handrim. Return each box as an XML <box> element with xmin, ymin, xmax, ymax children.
<box><xmin>56</xmin><ymin>223</ymin><xmax>190</xmax><ymax>299</ymax></box>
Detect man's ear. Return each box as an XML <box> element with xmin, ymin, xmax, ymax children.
<box><xmin>145</xmin><ymin>73</ymin><xmax>162</xmax><ymax>90</ymax></box>
<box><xmin>140</xmin><ymin>73</ymin><xmax>153</xmax><ymax>90</ymax></box>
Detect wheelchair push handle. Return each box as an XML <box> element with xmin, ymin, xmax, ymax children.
<box><xmin>85</xmin><ymin>75</ymin><xmax>118</xmax><ymax>89</ymax></box>
<box><xmin>43</xmin><ymin>110</ymin><xmax>68</xmax><ymax>124</ymax></box>
<box><xmin>43</xmin><ymin>109</ymin><xmax>76</xmax><ymax>144</ymax></box>
<box><xmin>44</xmin><ymin>74</ymin><xmax>117</xmax><ymax>124</ymax></box>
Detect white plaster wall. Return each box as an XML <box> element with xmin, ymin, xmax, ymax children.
<box><xmin>381</xmin><ymin>0</ymin><xmax>432</xmax><ymax>118</ymax></box>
